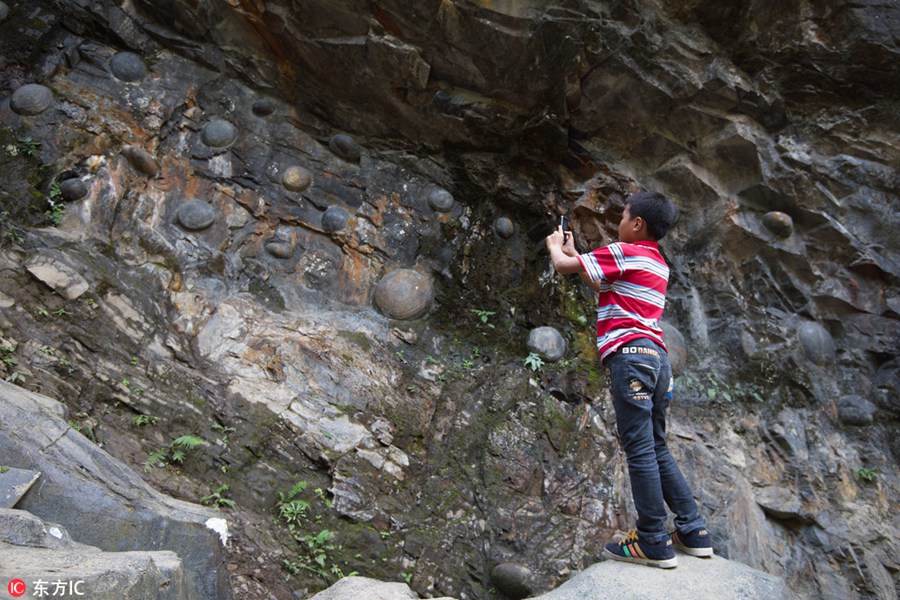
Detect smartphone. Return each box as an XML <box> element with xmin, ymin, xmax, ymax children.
<box><xmin>560</xmin><ymin>215</ymin><xmax>570</xmax><ymax>242</ymax></box>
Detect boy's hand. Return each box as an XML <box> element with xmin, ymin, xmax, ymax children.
<box><xmin>546</xmin><ymin>226</ymin><xmax>584</xmax><ymax>275</ymax></box>
<box><xmin>561</xmin><ymin>230</ymin><xmax>577</xmax><ymax>256</ymax></box>
<box><xmin>546</xmin><ymin>227</ymin><xmax>565</xmax><ymax>250</ymax></box>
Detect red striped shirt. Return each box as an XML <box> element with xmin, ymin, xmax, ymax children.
<box><xmin>576</xmin><ymin>241</ymin><xmax>669</xmax><ymax>362</ymax></box>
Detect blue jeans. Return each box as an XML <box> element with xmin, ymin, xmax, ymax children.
<box><xmin>604</xmin><ymin>339</ymin><xmax>705</xmax><ymax>543</ymax></box>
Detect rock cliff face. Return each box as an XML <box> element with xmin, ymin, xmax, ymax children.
<box><xmin>0</xmin><ymin>0</ymin><xmax>897</xmax><ymax>599</ymax></box>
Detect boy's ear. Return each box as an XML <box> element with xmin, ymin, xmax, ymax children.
<box><xmin>632</xmin><ymin>216</ymin><xmax>645</xmax><ymax>232</ymax></box>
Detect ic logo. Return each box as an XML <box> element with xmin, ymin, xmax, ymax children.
<box><xmin>7</xmin><ymin>578</ymin><xmax>27</xmax><ymax>597</ymax></box>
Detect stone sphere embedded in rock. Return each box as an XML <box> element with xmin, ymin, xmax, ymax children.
<box><xmin>282</xmin><ymin>166</ymin><xmax>312</xmax><ymax>192</ymax></box>
<box><xmin>265</xmin><ymin>241</ymin><xmax>293</xmax><ymax>259</ymax></box>
<box><xmin>321</xmin><ymin>206</ymin><xmax>350</xmax><ymax>233</ymax></box>
<box><xmin>121</xmin><ymin>145</ymin><xmax>159</xmax><ymax>177</ymax></box>
<box><xmin>201</xmin><ymin>118</ymin><xmax>238</xmax><ymax>149</ymax></box>
<box><xmin>527</xmin><ymin>326</ymin><xmax>567</xmax><ymax>362</ymax></box>
<box><xmin>59</xmin><ymin>178</ymin><xmax>88</xmax><ymax>202</ymax></box>
<box><xmin>0</xmin><ymin>2</ymin><xmax>9</xmax><ymax>22</ymax></box>
<box><xmin>10</xmin><ymin>84</ymin><xmax>54</xmax><ymax>116</ymax></box>
<box><xmin>110</xmin><ymin>51</ymin><xmax>147</xmax><ymax>82</ymax></box>
<box><xmin>797</xmin><ymin>321</ymin><xmax>835</xmax><ymax>366</ymax></box>
<box><xmin>251</xmin><ymin>98</ymin><xmax>276</xmax><ymax>116</ymax></box>
<box><xmin>660</xmin><ymin>320</ymin><xmax>687</xmax><ymax>373</ymax></box>
<box><xmin>494</xmin><ymin>216</ymin><xmax>515</xmax><ymax>238</ymax></box>
<box><xmin>428</xmin><ymin>188</ymin><xmax>455</xmax><ymax>212</ymax></box>
<box><xmin>176</xmin><ymin>200</ymin><xmax>216</xmax><ymax>231</ymax></box>
<box><xmin>373</xmin><ymin>269</ymin><xmax>434</xmax><ymax>320</ymax></box>
<box><xmin>491</xmin><ymin>563</ymin><xmax>534</xmax><ymax>600</ymax></box>
<box><xmin>329</xmin><ymin>133</ymin><xmax>361</xmax><ymax>163</ymax></box>
<box><xmin>837</xmin><ymin>395</ymin><xmax>876</xmax><ymax>426</ymax></box>
<box><xmin>762</xmin><ymin>211</ymin><xmax>794</xmax><ymax>237</ymax></box>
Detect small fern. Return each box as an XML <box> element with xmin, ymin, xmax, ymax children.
<box><xmin>143</xmin><ymin>448</ymin><xmax>168</xmax><ymax>472</ymax></box>
<box><xmin>142</xmin><ymin>435</ymin><xmax>206</xmax><ymax>472</ymax></box>
<box><xmin>286</xmin><ymin>480</ymin><xmax>309</xmax><ymax>500</ymax></box>
<box><xmin>172</xmin><ymin>434</ymin><xmax>206</xmax><ymax>449</ymax></box>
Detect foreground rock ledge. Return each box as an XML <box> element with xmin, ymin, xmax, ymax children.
<box><xmin>0</xmin><ymin>508</ymin><xmax>197</xmax><ymax>600</ymax></box>
<box><xmin>309</xmin><ymin>555</ymin><xmax>792</xmax><ymax>600</ymax></box>
<box><xmin>0</xmin><ymin>381</ymin><xmax>232</xmax><ymax>599</ymax></box>
<box><xmin>531</xmin><ymin>554</ymin><xmax>793</xmax><ymax>600</ymax></box>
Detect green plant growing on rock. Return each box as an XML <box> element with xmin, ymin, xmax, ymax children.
<box><xmin>853</xmin><ymin>467</ymin><xmax>878</xmax><ymax>483</ymax></box>
<box><xmin>17</xmin><ymin>137</ymin><xmax>40</xmax><ymax>157</ymax></box>
<box><xmin>524</xmin><ymin>352</ymin><xmax>545</xmax><ymax>372</ymax></box>
<box><xmin>1</xmin><ymin>211</ymin><xmax>24</xmax><ymax>245</ymax></box>
<box><xmin>201</xmin><ymin>483</ymin><xmax>236</xmax><ymax>509</ymax></box>
<box><xmin>142</xmin><ymin>434</ymin><xmax>206</xmax><ymax>472</ymax></box>
<box><xmin>212</xmin><ymin>422</ymin><xmax>236</xmax><ymax>443</ymax></box>
<box><xmin>131</xmin><ymin>414</ymin><xmax>158</xmax><ymax>427</ymax></box>
<box><xmin>276</xmin><ymin>480</ymin><xmax>357</xmax><ymax>585</ymax></box>
<box><xmin>469</xmin><ymin>308</ymin><xmax>496</xmax><ymax>336</ymax></box>
<box><xmin>677</xmin><ymin>371</ymin><xmax>764</xmax><ymax>403</ymax></box>
<box><xmin>44</xmin><ymin>182</ymin><xmax>65</xmax><ymax>226</ymax></box>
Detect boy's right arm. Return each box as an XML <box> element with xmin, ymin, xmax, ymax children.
<box><xmin>546</xmin><ymin>228</ymin><xmax>584</xmax><ymax>274</ymax></box>
<box><xmin>559</xmin><ymin>235</ymin><xmax>602</xmax><ymax>293</ymax></box>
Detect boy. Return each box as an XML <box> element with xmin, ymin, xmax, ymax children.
<box><xmin>545</xmin><ymin>191</ymin><xmax>712</xmax><ymax>569</ymax></box>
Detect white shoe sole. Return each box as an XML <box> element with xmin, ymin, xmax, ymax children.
<box><xmin>675</xmin><ymin>544</ymin><xmax>714</xmax><ymax>558</ymax></box>
<box><xmin>603</xmin><ymin>548</ymin><xmax>679</xmax><ymax>569</ymax></box>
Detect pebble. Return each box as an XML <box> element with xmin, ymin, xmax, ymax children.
<box><xmin>176</xmin><ymin>200</ymin><xmax>216</xmax><ymax>231</ymax></box>
<box><xmin>110</xmin><ymin>51</ymin><xmax>147</xmax><ymax>82</ymax></box>
<box><xmin>10</xmin><ymin>84</ymin><xmax>54</xmax><ymax>116</ymax></box>
<box><xmin>202</xmin><ymin>118</ymin><xmax>238</xmax><ymax>149</ymax></box>
<box><xmin>428</xmin><ymin>188</ymin><xmax>455</xmax><ymax>212</ymax></box>
<box><xmin>329</xmin><ymin>133</ymin><xmax>361</xmax><ymax>163</ymax></box>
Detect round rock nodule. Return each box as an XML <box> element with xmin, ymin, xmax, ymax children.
<box><xmin>0</xmin><ymin>3</ymin><xmax>9</xmax><ymax>23</ymax></box>
<box><xmin>110</xmin><ymin>52</ymin><xmax>147</xmax><ymax>82</ymax></box>
<box><xmin>527</xmin><ymin>326</ymin><xmax>567</xmax><ymax>362</ymax></box>
<box><xmin>176</xmin><ymin>200</ymin><xmax>216</xmax><ymax>231</ymax></box>
<box><xmin>59</xmin><ymin>178</ymin><xmax>88</xmax><ymax>202</ymax></box>
<box><xmin>321</xmin><ymin>206</ymin><xmax>350</xmax><ymax>233</ymax></box>
<box><xmin>282</xmin><ymin>166</ymin><xmax>312</xmax><ymax>192</ymax></box>
<box><xmin>797</xmin><ymin>321</ymin><xmax>835</xmax><ymax>366</ymax></box>
<box><xmin>10</xmin><ymin>84</ymin><xmax>54</xmax><ymax>116</ymax></box>
<box><xmin>265</xmin><ymin>241</ymin><xmax>293</xmax><ymax>259</ymax></box>
<box><xmin>252</xmin><ymin>98</ymin><xmax>276</xmax><ymax>117</ymax></box>
<box><xmin>201</xmin><ymin>119</ymin><xmax>238</xmax><ymax>149</ymax></box>
<box><xmin>374</xmin><ymin>269</ymin><xmax>434</xmax><ymax>320</ymax></box>
<box><xmin>494</xmin><ymin>216</ymin><xmax>515</xmax><ymax>238</ymax></box>
<box><xmin>121</xmin><ymin>145</ymin><xmax>159</xmax><ymax>177</ymax></box>
<box><xmin>427</xmin><ymin>188</ymin><xmax>455</xmax><ymax>212</ymax></box>
<box><xmin>329</xmin><ymin>133</ymin><xmax>361</xmax><ymax>163</ymax></box>
<box><xmin>837</xmin><ymin>395</ymin><xmax>876</xmax><ymax>426</ymax></box>
<box><xmin>491</xmin><ymin>563</ymin><xmax>534</xmax><ymax>600</ymax></box>
<box><xmin>660</xmin><ymin>321</ymin><xmax>687</xmax><ymax>373</ymax></box>
<box><xmin>763</xmin><ymin>211</ymin><xmax>794</xmax><ymax>237</ymax></box>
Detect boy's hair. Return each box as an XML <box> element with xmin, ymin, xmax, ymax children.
<box><xmin>625</xmin><ymin>191</ymin><xmax>678</xmax><ymax>240</ymax></box>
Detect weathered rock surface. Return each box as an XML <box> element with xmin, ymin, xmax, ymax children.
<box><xmin>0</xmin><ymin>508</ymin><xmax>199</xmax><ymax>600</ymax></box>
<box><xmin>308</xmin><ymin>576</ymin><xmax>455</xmax><ymax>600</ymax></box>
<box><xmin>0</xmin><ymin>0</ymin><xmax>896</xmax><ymax>599</ymax></box>
<box><xmin>531</xmin><ymin>556</ymin><xmax>794</xmax><ymax>600</ymax></box>
<box><xmin>0</xmin><ymin>381</ymin><xmax>232</xmax><ymax>599</ymax></box>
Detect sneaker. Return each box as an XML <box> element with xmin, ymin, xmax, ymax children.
<box><xmin>672</xmin><ymin>527</ymin><xmax>713</xmax><ymax>557</ymax></box>
<box><xmin>602</xmin><ymin>529</ymin><xmax>678</xmax><ymax>569</ymax></box>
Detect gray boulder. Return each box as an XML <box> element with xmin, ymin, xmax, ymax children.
<box><xmin>308</xmin><ymin>576</ymin><xmax>456</xmax><ymax>600</ymax></box>
<box><xmin>531</xmin><ymin>555</ymin><xmax>794</xmax><ymax>600</ymax></box>
<box><xmin>527</xmin><ymin>326</ymin><xmax>567</xmax><ymax>362</ymax></box>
